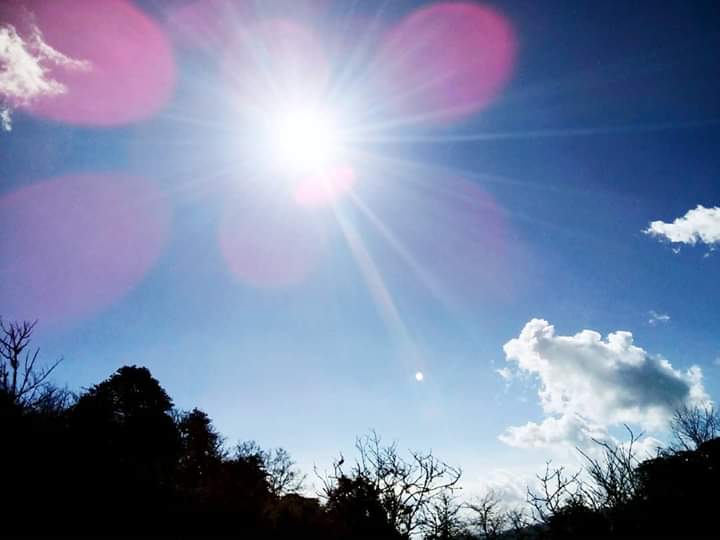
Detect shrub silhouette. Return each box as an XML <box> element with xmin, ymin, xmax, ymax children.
<box><xmin>2</xmin><ymin>318</ymin><xmax>719</xmax><ymax>537</ymax></box>
<box><xmin>325</xmin><ymin>474</ymin><xmax>402</xmax><ymax>538</ymax></box>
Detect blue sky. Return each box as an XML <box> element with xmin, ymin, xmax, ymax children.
<box><xmin>1</xmin><ymin>0</ymin><xmax>719</xmax><ymax>494</ymax></box>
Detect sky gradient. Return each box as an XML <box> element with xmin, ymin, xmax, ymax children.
<box><xmin>1</xmin><ymin>0</ymin><xmax>719</xmax><ymax>497</ymax></box>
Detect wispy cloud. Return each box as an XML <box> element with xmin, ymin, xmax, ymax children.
<box><xmin>644</xmin><ymin>205</ymin><xmax>720</xmax><ymax>249</ymax></box>
<box><xmin>498</xmin><ymin>319</ymin><xmax>708</xmax><ymax>449</ymax></box>
<box><xmin>495</xmin><ymin>366</ymin><xmax>513</xmax><ymax>381</ymax></box>
<box><xmin>648</xmin><ymin>310</ymin><xmax>670</xmax><ymax>326</ymax></box>
<box><xmin>0</xmin><ymin>19</ymin><xmax>89</xmax><ymax>130</ymax></box>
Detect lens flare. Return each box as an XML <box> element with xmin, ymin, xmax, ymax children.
<box><xmin>2</xmin><ymin>0</ymin><xmax>176</xmax><ymax>126</ymax></box>
<box><xmin>294</xmin><ymin>165</ymin><xmax>355</xmax><ymax>208</ymax></box>
<box><xmin>377</xmin><ymin>2</ymin><xmax>516</xmax><ymax>123</ymax></box>
<box><xmin>353</xmin><ymin>171</ymin><xmax>512</xmax><ymax>304</ymax></box>
<box><xmin>0</xmin><ymin>173</ymin><xmax>170</xmax><ymax>323</ymax></box>
<box><xmin>218</xmin><ymin>191</ymin><xmax>327</xmax><ymax>287</ymax></box>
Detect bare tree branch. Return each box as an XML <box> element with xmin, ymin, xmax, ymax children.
<box><xmin>319</xmin><ymin>431</ymin><xmax>462</xmax><ymax>536</ymax></box>
<box><xmin>236</xmin><ymin>440</ymin><xmax>305</xmax><ymax>497</ymax></box>
<box><xmin>466</xmin><ymin>491</ymin><xmax>508</xmax><ymax>540</ymax></box>
<box><xmin>0</xmin><ymin>318</ymin><xmax>62</xmax><ymax>408</ymax></box>
<box><xmin>420</xmin><ymin>492</ymin><xmax>467</xmax><ymax>539</ymax></box>
<box><xmin>576</xmin><ymin>426</ymin><xmax>641</xmax><ymax>511</ymax></box>
<box><xmin>527</xmin><ymin>462</ymin><xmax>584</xmax><ymax>525</ymax></box>
<box><xmin>669</xmin><ymin>404</ymin><xmax>719</xmax><ymax>451</ymax></box>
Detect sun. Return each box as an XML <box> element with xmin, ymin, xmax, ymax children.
<box><xmin>267</xmin><ymin>105</ymin><xmax>343</xmax><ymax>174</ymax></box>
<box><xmin>248</xmin><ymin>101</ymin><xmax>356</xmax><ymax>207</ymax></box>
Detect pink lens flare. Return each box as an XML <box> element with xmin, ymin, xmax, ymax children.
<box><xmin>163</xmin><ymin>0</ymin><xmax>331</xmax><ymax>51</ymax></box>
<box><xmin>358</xmin><ymin>174</ymin><xmax>512</xmax><ymax>303</ymax></box>
<box><xmin>3</xmin><ymin>0</ymin><xmax>176</xmax><ymax>126</ymax></box>
<box><xmin>248</xmin><ymin>0</ymin><xmax>331</xmax><ymax>21</ymax></box>
<box><xmin>294</xmin><ymin>165</ymin><xmax>356</xmax><ymax>208</ymax></box>
<box><xmin>222</xmin><ymin>19</ymin><xmax>330</xmax><ymax>110</ymax></box>
<box><xmin>377</xmin><ymin>2</ymin><xmax>516</xmax><ymax>124</ymax></box>
<box><xmin>218</xmin><ymin>190</ymin><xmax>327</xmax><ymax>287</ymax></box>
<box><xmin>0</xmin><ymin>174</ymin><xmax>171</xmax><ymax>324</ymax></box>
<box><xmin>164</xmin><ymin>0</ymin><xmax>252</xmax><ymax>51</ymax></box>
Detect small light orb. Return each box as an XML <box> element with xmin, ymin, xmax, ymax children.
<box><xmin>415</xmin><ymin>371</ymin><xmax>424</xmax><ymax>382</ymax></box>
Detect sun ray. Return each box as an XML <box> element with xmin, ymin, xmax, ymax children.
<box><xmin>349</xmin><ymin>117</ymin><xmax>720</xmax><ymax>146</ymax></box>
<box><xmin>347</xmin><ymin>190</ymin><xmax>455</xmax><ymax>309</ymax></box>
<box><xmin>332</xmin><ymin>203</ymin><xmax>424</xmax><ymax>375</ymax></box>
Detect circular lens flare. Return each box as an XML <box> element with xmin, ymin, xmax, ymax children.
<box><xmin>377</xmin><ymin>2</ymin><xmax>516</xmax><ymax>123</ymax></box>
<box><xmin>0</xmin><ymin>173</ymin><xmax>170</xmax><ymax>323</ymax></box>
<box><xmin>218</xmin><ymin>190</ymin><xmax>327</xmax><ymax>288</ymax></box>
<box><xmin>294</xmin><ymin>165</ymin><xmax>355</xmax><ymax>208</ymax></box>
<box><xmin>2</xmin><ymin>0</ymin><xmax>176</xmax><ymax>126</ymax></box>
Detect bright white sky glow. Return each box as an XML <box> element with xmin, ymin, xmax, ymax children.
<box><xmin>268</xmin><ymin>106</ymin><xmax>343</xmax><ymax>174</ymax></box>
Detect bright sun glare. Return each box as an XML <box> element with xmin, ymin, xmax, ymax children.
<box><xmin>268</xmin><ymin>106</ymin><xmax>343</xmax><ymax>174</ymax></box>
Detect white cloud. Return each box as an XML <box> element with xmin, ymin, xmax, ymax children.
<box><xmin>499</xmin><ymin>413</ymin><xmax>608</xmax><ymax>449</ymax></box>
<box><xmin>469</xmin><ymin>468</ymin><xmax>536</xmax><ymax>511</ymax></box>
<box><xmin>0</xmin><ymin>20</ymin><xmax>89</xmax><ymax>130</ymax></box>
<box><xmin>644</xmin><ymin>205</ymin><xmax>720</xmax><ymax>247</ymax></box>
<box><xmin>499</xmin><ymin>319</ymin><xmax>708</xmax><ymax>449</ymax></box>
<box><xmin>0</xmin><ymin>108</ymin><xmax>10</xmax><ymax>130</ymax></box>
<box><xmin>648</xmin><ymin>310</ymin><xmax>670</xmax><ymax>325</ymax></box>
<box><xmin>620</xmin><ymin>434</ymin><xmax>664</xmax><ymax>461</ymax></box>
<box><xmin>496</xmin><ymin>367</ymin><xmax>513</xmax><ymax>381</ymax></box>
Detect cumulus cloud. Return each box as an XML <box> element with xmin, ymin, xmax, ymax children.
<box><xmin>471</xmin><ymin>469</ymin><xmax>536</xmax><ymax>510</ymax></box>
<box><xmin>648</xmin><ymin>310</ymin><xmax>670</xmax><ymax>325</ymax></box>
<box><xmin>499</xmin><ymin>413</ymin><xmax>609</xmax><ymax>449</ymax></box>
<box><xmin>498</xmin><ymin>319</ymin><xmax>708</xmax><ymax>449</ymax></box>
<box><xmin>0</xmin><ymin>20</ymin><xmax>89</xmax><ymax>130</ymax></box>
<box><xmin>644</xmin><ymin>205</ymin><xmax>720</xmax><ymax>247</ymax></box>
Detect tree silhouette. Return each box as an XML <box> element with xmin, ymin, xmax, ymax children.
<box><xmin>576</xmin><ymin>426</ymin><xmax>643</xmax><ymax>513</ymax></box>
<box><xmin>267</xmin><ymin>492</ymin><xmax>329</xmax><ymax>536</ymax></box>
<box><xmin>324</xmin><ymin>474</ymin><xmax>402</xmax><ymax>538</ymax></box>
<box><xmin>466</xmin><ymin>491</ymin><xmax>509</xmax><ymax>540</ymax></box>
<box><xmin>421</xmin><ymin>492</ymin><xmax>468</xmax><ymax>540</ymax></box>
<box><xmin>176</xmin><ymin>408</ymin><xmax>225</xmax><ymax>506</ymax></box>
<box><xmin>634</xmin><ymin>436</ymin><xmax>720</xmax><ymax>536</ymax></box>
<box><xmin>237</xmin><ymin>440</ymin><xmax>305</xmax><ymax>496</ymax></box>
<box><xmin>68</xmin><ymin>365</ymin><xmax>180</xmax><ymax>512</ymax></box>
<box><xmin>205</xmin><ymin>453</ymin><xmax>273</xmax><ymax>525</ymax></box>
<box><xmin>669</xmin><ymin>404</ymin><xmax>719</xmax><ymax>451</ymax></box>
<box><xmin>2</xmin><ymin>323</ymin><xmax>719</xmax><ymax>538</ymax></box>
<box><xmin>0</xmin><ymin>318</ymin><xmax>62</xmax><ymax>408</ymax></box>
<box><xmin>320</xmin><ymin>431</ymin><xmax>462</xmax><ymax>538</ymax></box>
<box><xmin>0</xmin><ymin>318</ymin><xmax>73</xmax><ymax>524</ymax></box>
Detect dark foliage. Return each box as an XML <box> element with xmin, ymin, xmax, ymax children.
<box><xmin>68</xmin><ymin>366</ymin><xmax>181</xmax><ymax>514</ymax></box>
<box><xmin>521</xmin><ymin>424</ymin><xmax>720</xmax><ymax>539</ymax></box>
<box><xmin>319</xmin><ymin>430</ymin><xmax>462</xmax><ymax>537</ymax></box>
<box><xmin>325</xmin><ymin>474</ymin><xmax>403</xmax><ymax>538</ymax></box>
<box><xmin>1</xmin><ymin>319</ymin><xmax>718</xmax><ymax>537</ymax></box>
<box><xmin>1</xmin><ymin>320</ymin><xmax>455</xmax><ymax>536</ymax></box>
